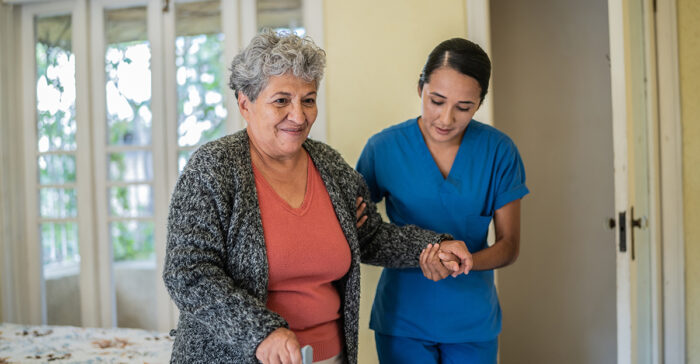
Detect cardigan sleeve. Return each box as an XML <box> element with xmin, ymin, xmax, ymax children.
<box><xmin>163</xmin><ymin>149</ymin><xmax>287</xmax><ymax>360</ymax></box>
<box><xmin>350</xmin><ymin>164</ymin><xmax>453</xmax><ymax>268</ymax></box>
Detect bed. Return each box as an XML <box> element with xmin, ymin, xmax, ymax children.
<box><xmin>0</xmin><ymin>323</ymin><xmax>173</xmax><ymax>363</ymax></box>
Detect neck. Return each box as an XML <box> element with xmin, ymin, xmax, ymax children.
<box><xmin>417</xmin><ymin>116</ymin><xmax>464</xmax><ymax>153</ymax></box>
<box><xmin>249</xmin><ymin>135</ymin><xmax>306</xmax><ymax>177</ymax></box>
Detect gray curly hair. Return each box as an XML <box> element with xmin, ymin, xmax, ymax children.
<box><xmin>229</xmin><ymin>29</ymin><xmax>326</xmax><ymax>102</ymax></box>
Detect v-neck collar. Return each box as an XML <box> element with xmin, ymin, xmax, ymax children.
<box><xmin>412</xmin><ymin>117</ymin><xmax>472</xmax><ymax>185</ymax></box>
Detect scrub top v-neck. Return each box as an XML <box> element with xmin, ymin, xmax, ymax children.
<box><xmin>356</xmin><ymin>117</ymin><xmax>529</xmax><ymax>343</ymax></box>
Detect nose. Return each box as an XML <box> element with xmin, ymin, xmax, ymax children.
<box><xmin>288</xmin><ymin>100</ymin><xmax>305</xmax><ymax>124</ymax></box>
<box><xmin>440</xmin><ymin>107</ymin><xmax>455</xmax><ymax>126</ymax></box>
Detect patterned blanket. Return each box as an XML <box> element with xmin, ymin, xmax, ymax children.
<box><xmin>0</xmin><ymin>323</ymin><xmax>172</xmax><ymax>363</ymax></box>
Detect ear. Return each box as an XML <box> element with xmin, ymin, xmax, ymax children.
<box><xmin>237</xmin><ymin>92</ymin><xmax>252</xmax><ymax>120</ymax></box>
<box><xmin>417</xmin><ymin>84</ymin><xmax>423</xmax><ymax>98</ymax></box>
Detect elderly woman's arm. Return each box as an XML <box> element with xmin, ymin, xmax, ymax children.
<box><xmin>163</xmin><ymin>155</ymin><xmax>287</xmax><ymax>360</ymax></box>
<box><xmin>350</xmin><ymin>169</ymin><xmax>468</xmax><ymax>270</ymax></box>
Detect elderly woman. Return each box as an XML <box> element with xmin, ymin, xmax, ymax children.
<box><xmin>163</xmin><ymin>30</ymin><xmax>471</xmax><ymax>364</ymax></box>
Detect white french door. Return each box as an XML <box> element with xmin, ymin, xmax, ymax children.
<box><xmin>21</xmin><ymin>0</ymin><xmax>97</xmax><ymax>327</ymax></box>
<box><xmin>89</xmin><ymin>0</ymin><xmax>170</xmax><ymax>331</ymax></box>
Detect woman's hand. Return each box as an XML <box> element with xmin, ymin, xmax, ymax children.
<box><xmin>438</xmin><ymin>240</ymin><xmax>473</xmax><ymax>277</ymax></box>
<box><xmin>356</xmin><ymin>197</ymin><xmax>368</xmax><ymax>228</ymax></box>
<box><xmin>256</xmin><ymin>328</ymin><xmax>302</xmax><ymax>364</ymax></box>
<box><xmin>420</xmin><ymin>243</ymin><xmax>456</xmax><ymax>281</ymax></box>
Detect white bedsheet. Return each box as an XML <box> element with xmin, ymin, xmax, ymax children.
<box><xmin>0</xmin><ymin>323</ymin><xmax>172</xmax><ymax>363</ymax></box>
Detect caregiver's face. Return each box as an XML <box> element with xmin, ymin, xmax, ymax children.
<box><xmin>240</xmin><ymin>73</ymin><xmax>317</xmax><ymax>160</ymax></box>
<box><xmin>419</xmin><ymin>66</ymin><xmax>481</xmax><ymax>146</ymax></box>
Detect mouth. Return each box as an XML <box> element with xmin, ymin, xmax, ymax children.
<box><xmin>433</xmin><ymin>125</ymin><xmax>453</xmax><ymax>135</ymax></box>
<box><xmin>278</xmin><ymin>123</ymin><xmax>307</xmax><ymax>136</ymax></box>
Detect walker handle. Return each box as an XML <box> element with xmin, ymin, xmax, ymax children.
<box><xmin>301</xmin><ymin>345</ymin><xmax>313</xmax><ymax>364</ymax></box>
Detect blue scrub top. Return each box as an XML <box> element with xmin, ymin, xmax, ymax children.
<box><xmin>356</xmin><ymin>118</ymin><xmax>529</xmax><ymax>343</ymax></box>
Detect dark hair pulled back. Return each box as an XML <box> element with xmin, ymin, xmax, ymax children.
<box><xmin>418</xmin><ymin>38</ymin><xmax>491</xmax><ymax>104</ymax></box>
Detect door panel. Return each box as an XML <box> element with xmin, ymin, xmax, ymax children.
<box><xmin>491</xmin><ymin>0</ymin><xmax>617</xmax><ymax>362</ymax></box>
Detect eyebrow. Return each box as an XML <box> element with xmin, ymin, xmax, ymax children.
<box><xmin>270</xmin><ymin>91</ymin><xmax>317</xmax><ymax>98</ymax></box>
<box><xmin>430</xmin><ymin>92</ymin><xmax>475</xmax><ymax>104</ymax></box>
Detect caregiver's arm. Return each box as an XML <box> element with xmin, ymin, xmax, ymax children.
<box><xmin>469</xmin><ymin>199</ymin><xmax>521</xmax><ymax>271</ymax></box>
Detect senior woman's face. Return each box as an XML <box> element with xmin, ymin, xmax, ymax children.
<box><xmin>240</xmin><ymin>73</ymin><xmax>317</xmax><ymax>160</ymax></box>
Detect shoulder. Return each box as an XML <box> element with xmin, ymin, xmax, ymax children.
<box><xmin>469</xmin><ymin>120</ymin><xmax>520</xmax><ymax>154</ymax></box>
<box><xmin>183</xmin><ymin>131</ymin><xmax>248</xmax><ymax>177</ymax></box>
<box><xmin>365</xmin><ymin>118</ymin><xmax>417</xmax><ymax>149</ymax></box>
<box><xmin>303</xmin><ymin>138</ymin><xmax>356</xmax><ymax>182</ymax></box>
<box><xmin>304</xmin><ymin>138</ymin><xmax>361</xmax><ymax>186</ymax></box>
<box><xmin>174</xmin><ymin>131</ymin><xmax>251</xmax><ymax>199</ymax></box>
<box><xmin>303</xmin><ymin>137</ymin><xmax>345</xmax><ymax>164</ymax></box>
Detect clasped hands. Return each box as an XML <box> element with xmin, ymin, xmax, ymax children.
<box><xmin>356</xmin><ymin>197</ymin><xmax>472</xmax><ymax>282</ymax></box>
<box><xmin>420</xmin><ymin>240</ymin><xmax>473</xmax><ymax>281</ymax></box>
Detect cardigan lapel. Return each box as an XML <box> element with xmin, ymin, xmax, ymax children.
<box><xmin>230</xmin><ymin>131</ymin><xmax>270</xmax><ymax>299</ymax></box>
<box><xmin>304</xmin><ymin>140</ymin><xmax>361</xmax><ymax>260</ymax></box>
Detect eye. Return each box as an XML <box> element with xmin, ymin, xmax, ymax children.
<box><xmin>273</xmin><ymin>98</ymin><xmax>290</xmax><ymax>106</ymax></box>
<box><xmin>457</xmin><ymin>106</ymin><xmax>471</xmax><ymax>112</ymax></box>
<box><xmin>430</xmin><ymin>99</ymin><xmax>444</xmax><ymax>106</ymax></box>
<box><xmin>303</xmin><ymin>98</ymin><xmax>316</xmax><ymax>106</ymax></box>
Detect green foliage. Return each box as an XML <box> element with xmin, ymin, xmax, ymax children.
<box><xmin>35</xmin><ymin>42</ymin><xmax>77</xmax><ymax>152</ymax></box>
<box><xmin>36</xmin><ymin>41</ymin><xmax>80</xmax><ymax>266</ymax></box>
<box><xmin>41</xmin><ymin>222</ymin><xmax>78</xmax><ymax>265</ymax></box>
<box><xmin>112</xmin><ymin>221</ymin><xmax>155</xmax><ymax>261</ymax></box>
<box><xmin>106</xmin><ymin>41</ymin><xmax>152</xmax><ymax>146</ymax></box>
<box><xmin>37</xmin><ymin>32</ymin><xmax>230</xmax><ymax>265</ymax></box>
<box><xmin>176</xmin><ymin>33</ymin><xmax>226</xmax><ymax>147</ymax></box>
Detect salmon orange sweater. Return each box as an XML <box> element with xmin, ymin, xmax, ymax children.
<box><xmin>253</xmin><ymin>155</ymin><xmax>351</xmax><ymax>362</ymax></box>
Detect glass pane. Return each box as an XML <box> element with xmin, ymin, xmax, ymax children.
<box><xmin>110</xmin><ymin>220</ymin><xmax>156</xmax><ymax>330</ymax></box>
<box><xmin>35</xmin><ymin>14</ymin><xmax>77</xmax><ymax>152</ymax></box>
<box><xmin>110</xmin><ymin>220</ymin><xmax>154</xmax><ymax>262</ymax></box>
<box><xmin>104</xmin><ymin>7</ymin><xmax>152</xmax><ymax>146</ymax></box>
<box><xmin>108</xmin><ymin>184</ymin><xmax>153</xmax><ymax>217</ymax></box>
<box><xmin>41</xmin><ymin>222</ymin><xmax>81</xmax><ymax>326</ymax></box>
<box><xmin>178</xmin><ymin>149</ymin><xmax>195</xmax><ymax>174</ymax></box>
<box><xmin>39</xmin><ymin>188</ymin><xmax>77</xmax><ymax>218</ymax></box>
<box><xmin>175</xmin><ymin>0</ymin><xmax>227</xmax><ymax>147</ymax></box>
<box><xmin>38</xmin><ymin>154</ymin><xmax>76</xmax><ymax>184</ymax></box>
<box><xmin>257</xmin><ymin>0</ymin><xmax>304</xmax><ymax>35</ymax></box>
<box><xmin>108</xmin><ymin>151</ymin><xmax>153</xmax><ymax>182</ymax></box>
<box><xmin>41</xmin><ymin>222</ymin><xmax>79</xmax><ymax>266</ymax></box>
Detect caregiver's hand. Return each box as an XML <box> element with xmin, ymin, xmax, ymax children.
<box><xmin>355</xmin><ymin>197</ymin><xmax>368</xmax><ymax>228</ymax></box>
<box><xmin>420</xmin><ymin>243</ymin><xmax>456</xmax><ymax>281</ymax></box>
<box><xmin>256</xmin><ymin>328</ymin><xmax>302</xmax><ymax>364</ymax></box>
<box><xmin>439</xmin><ymin>240</ymin><xmax>473</xmax><ymax>277</ymax></box>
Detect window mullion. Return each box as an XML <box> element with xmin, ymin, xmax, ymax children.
<box><xmin>160</xmin><ymin>0</ymin><xmax>179</xmax><ymax>332</ymax></box>
<box><xmin>71</xmin><ymin>0</ymin><xmax>100</xmax><ymax>328</ymax></box>
<box><xmin>89</xmin><ymin>0</ymin><xmax>116</xmax><ymax>328</ymax></box>
<box><xmin>148</xmin><ymin>0</ymin><xmax>173</xmax><ymax>333</ymax></box>
<box><xmin>21</xmin><ymin>1</ymin><xmax>46</xmax><ymax>326</ymax></box>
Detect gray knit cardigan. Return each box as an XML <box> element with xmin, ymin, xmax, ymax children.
<box><xmin>163</xmin><ymin>130</ymin><xmax>450</xmax><ymax>364</ymax></box>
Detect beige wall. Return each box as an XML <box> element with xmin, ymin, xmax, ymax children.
<box><xmin>678</xmin><ymin>0</ymin><xmax>700</xmax><ymax>362</ymax></box>
<box><xmin>0</xmin><ymin>3</ymin><xmax>6</xmax><ymax>322</ymax></box>
<box><xmin>323</xmin><ymin>1</ymin><xmax>466</xmax><ymax>362</ymax></box>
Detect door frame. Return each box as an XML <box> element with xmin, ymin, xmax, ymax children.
<box><xmin>654</xmin><ymin>0</ymin><xmax>685</xmax><ymax>362</ymax></box>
